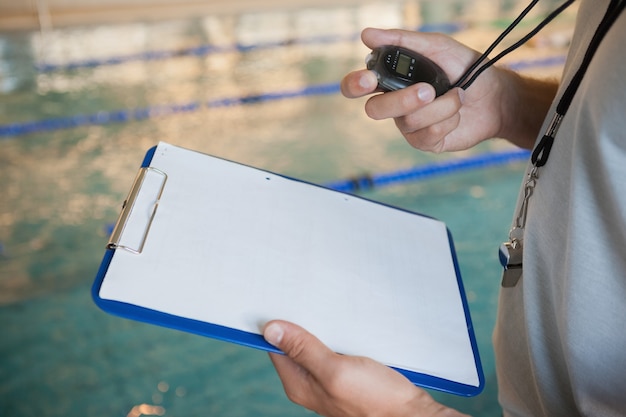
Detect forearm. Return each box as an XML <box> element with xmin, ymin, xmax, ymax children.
<box><xmin>496</xmin><ymin>69</ymin><xmax>559</xmax><ymax>149</ymax></box>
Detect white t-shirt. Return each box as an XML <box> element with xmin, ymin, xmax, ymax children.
<box><xmin>493</xmin><ymin>1</ymin><xmax>626</xmax><ymax>416</ymax></box>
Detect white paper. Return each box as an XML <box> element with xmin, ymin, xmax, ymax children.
<box><xmin>99</xmin><ymin>142</ymin><xmax>479</xmax><ymax>387</ymax></box>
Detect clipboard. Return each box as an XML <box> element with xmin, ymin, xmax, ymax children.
<box><xmin>92</xmin><ymin>142</ymin><xmax>484</xmax><ymax>396</ymax></box>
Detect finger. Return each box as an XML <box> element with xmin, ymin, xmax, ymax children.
<box><xmin>395</xmin><ymin>88</ymin><xmax>464</xmax><ymax>152</ymax></box>
<box><xmin>400</xmin><ymin>114</ymin><xmax>461</xmax><ymax>153</ymax></box>
<box><xmin>263</xmin><ymin>320</ymin><xmax>337</xmax><ymax>381</ymax></box>
<box><xmin>340</xmin><ymin>69</ymin><xmax>379</xmax><ymax>99</ymax></box>
<box><xmin>267</xmin><ymin>351</ymin><xmax>312</xmax><ymax>402</ymax></box>
<box><xmin>361</xmin><ymin>27</ymin><xmax>446</xmax><ymax>56</ymax></box>
<box><xmin>268</xmin><ymin>351</ymin><xmax>304</xmax><ymax>381</ymax></box>
<box><xmin>394</xmin><ymin>87</ymin><xmax>462</xmax><ymax>132</ymax></box>
<box><xmin>364</xmin><ymin>82</ymin><xmax>436</xmax><ymax>120</ymax></box>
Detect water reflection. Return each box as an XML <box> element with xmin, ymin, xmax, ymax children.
<box><xmin>0</xmin><ymin>0</ymin><xmax>576</xmax><ymax>344</ymax></box>
<box><xmin>0</xmin><ymin>0</ymin><xmax>577</xmax><ymax>327</ymax></box>
<box><xmin>126</xmin><ymin>404</ymin><xmax>166</xmax><ymax>417</ymax></box>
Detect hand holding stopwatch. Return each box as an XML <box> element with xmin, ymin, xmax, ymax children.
<box><xmin>365</xmin><ymin>45</ymin><xmax>451</xmax><ymax>96</ymax></box>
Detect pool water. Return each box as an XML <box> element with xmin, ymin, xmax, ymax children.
<box><xmin>0</xmin><ymin>1</ymin><xmax>575</xmax><ymax>416</ymax></box>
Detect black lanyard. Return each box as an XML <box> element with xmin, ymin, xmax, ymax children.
<box><xmin>454</xmin><ymin>0</ymin><xmax>576</xmax><ymax>90</ymax></box>
<box><xmin>531</xmin><ymin>0</ymin><xmax>625</xmax><ymax>167</ymax></box>
<box><xmin>500</xmin><ymin>0</ymin><xmax>624</xmax><ymax>287</ymax></box>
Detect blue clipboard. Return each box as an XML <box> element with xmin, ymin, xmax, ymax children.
<box><xmin>92</xmin><ymin>142</ymin><xmax>484</xmax><ymax>397</ymax></box>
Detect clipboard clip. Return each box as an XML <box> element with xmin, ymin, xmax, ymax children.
<box><xmin>107</xmin><ymin>166</ymin><xmax>168</xmax><ymax>254</ymax></box>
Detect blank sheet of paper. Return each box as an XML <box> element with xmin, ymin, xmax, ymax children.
<box><xmin>97</xmin><ymin>142</ymin><xmax>480</xmax><ymax>390</ymax></box>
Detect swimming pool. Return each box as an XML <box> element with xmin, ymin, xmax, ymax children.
<box><xmin>0</xmin><ymin>1</ymin><xmax>576</xmax><ymax>416</ymax></box>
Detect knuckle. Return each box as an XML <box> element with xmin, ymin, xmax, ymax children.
<box><xmin>405</xmin><ymin>129</ymin><xmax>446</xmax><ymax>153</ymax></box>
<box><xmin>399</xmin><ymin>90</ymin><xmax>418</xmax><ymax>110</ymax></box>
<box><xmin>425</xmin><ymin>122</ymin><xmax>446</xmax><ymax>140</ymax></box>
<box><xmin>395</xmin><ymin>112</ymin><xmax>420</xmax><ymax>136</ymax></box>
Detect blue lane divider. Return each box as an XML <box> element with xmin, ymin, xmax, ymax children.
<box><xmin>206</xmin><ymin>82</ymin><xmax>341</xmax><ymax>107</ymax></box>
<box><xmin>324</xmin><ymin>149</ymin><xmax>530</xmax><ymax>193</ymax></box>
<box><xmin>35</xmin><ymin>37</ymin><xmax>353</xmax><ymax>72</ymax></box>
<box><xmin>1</xmin><ymin>51</ymin><xmax>565</xmax><ymax>139</ymax></box>
<box><xmin>0</xmin><ymin>82</ymin><xmax>341</xmax><ymax>138</ymax></box>
<box><xmin>34</xmin><ymin>22</ymin><xmax>465</xmax><ymax>73</ymax></box>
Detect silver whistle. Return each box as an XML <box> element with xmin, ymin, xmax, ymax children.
<box><xmin>499</xmin><ymin>241</ymin><xmax>523</xmax><ymax>287</ymax></box>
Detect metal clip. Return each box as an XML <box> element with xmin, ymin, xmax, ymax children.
<box><xmin>108</xmin><ymin>166</ymin><xmax>168</xmax><ymax>254</ymax></box>
<box><xmin>499</xmin><ymin>165</ymin><xmax>539</xmax><ymax>287</ymax></box>
<box><xmin>514</xmin><ymin>166</ymin><xmax>538</xmax><ymax>231</ymax></box>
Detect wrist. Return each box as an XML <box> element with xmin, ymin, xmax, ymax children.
<box><xmin>402</xmin><ymin>388</ymin><xmax>471</xmax><ymax>417</ymax></box>
<box><xmin>496</xmin><ymin>69</ymin><xmax>558</xmax><ymax>149</ymax></box>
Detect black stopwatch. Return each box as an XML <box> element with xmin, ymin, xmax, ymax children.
<box><xmin>366</xmin><ymin>45</ymin><xmax>451</xmax><ymax>96</ymax></box>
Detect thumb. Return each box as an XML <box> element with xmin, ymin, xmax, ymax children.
<box><xmin>263</xmin><ymin>320</ymin><xmax>336</xmax><ymax>378</ymax></box>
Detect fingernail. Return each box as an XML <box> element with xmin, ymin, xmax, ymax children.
<box><xmin>417</xmin><ymin>85</ymin><xmax>435</xmax><ymax>102</ymax></box>
<box><xmin>359</xmin><ymin>73</ymin><xmax>377</xmax><ymax>89</ymax></box>
<box><xmin>264</xmin><ymin>323</ymin><xmax>284</xmax><ymax>347</ymax></box>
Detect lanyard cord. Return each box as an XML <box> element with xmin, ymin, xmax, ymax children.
<box><xmin>531</xmin><ymin>0</ymin><xmax>625</xmax><ymax>166</ymax></box>
<box><xmin>453</xmin><ymin>0</ymin><xmax>576</xmax><ymax>90</ymax></box>
<box><xmin>499</xmin><ymin>0</ymin><xmax>624</xmax><ymax>287</ymax></box>
<box><xmin>454</xmin><ymin>0</ymin><xmax>624</xmax><ymax>166</ymax></box>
